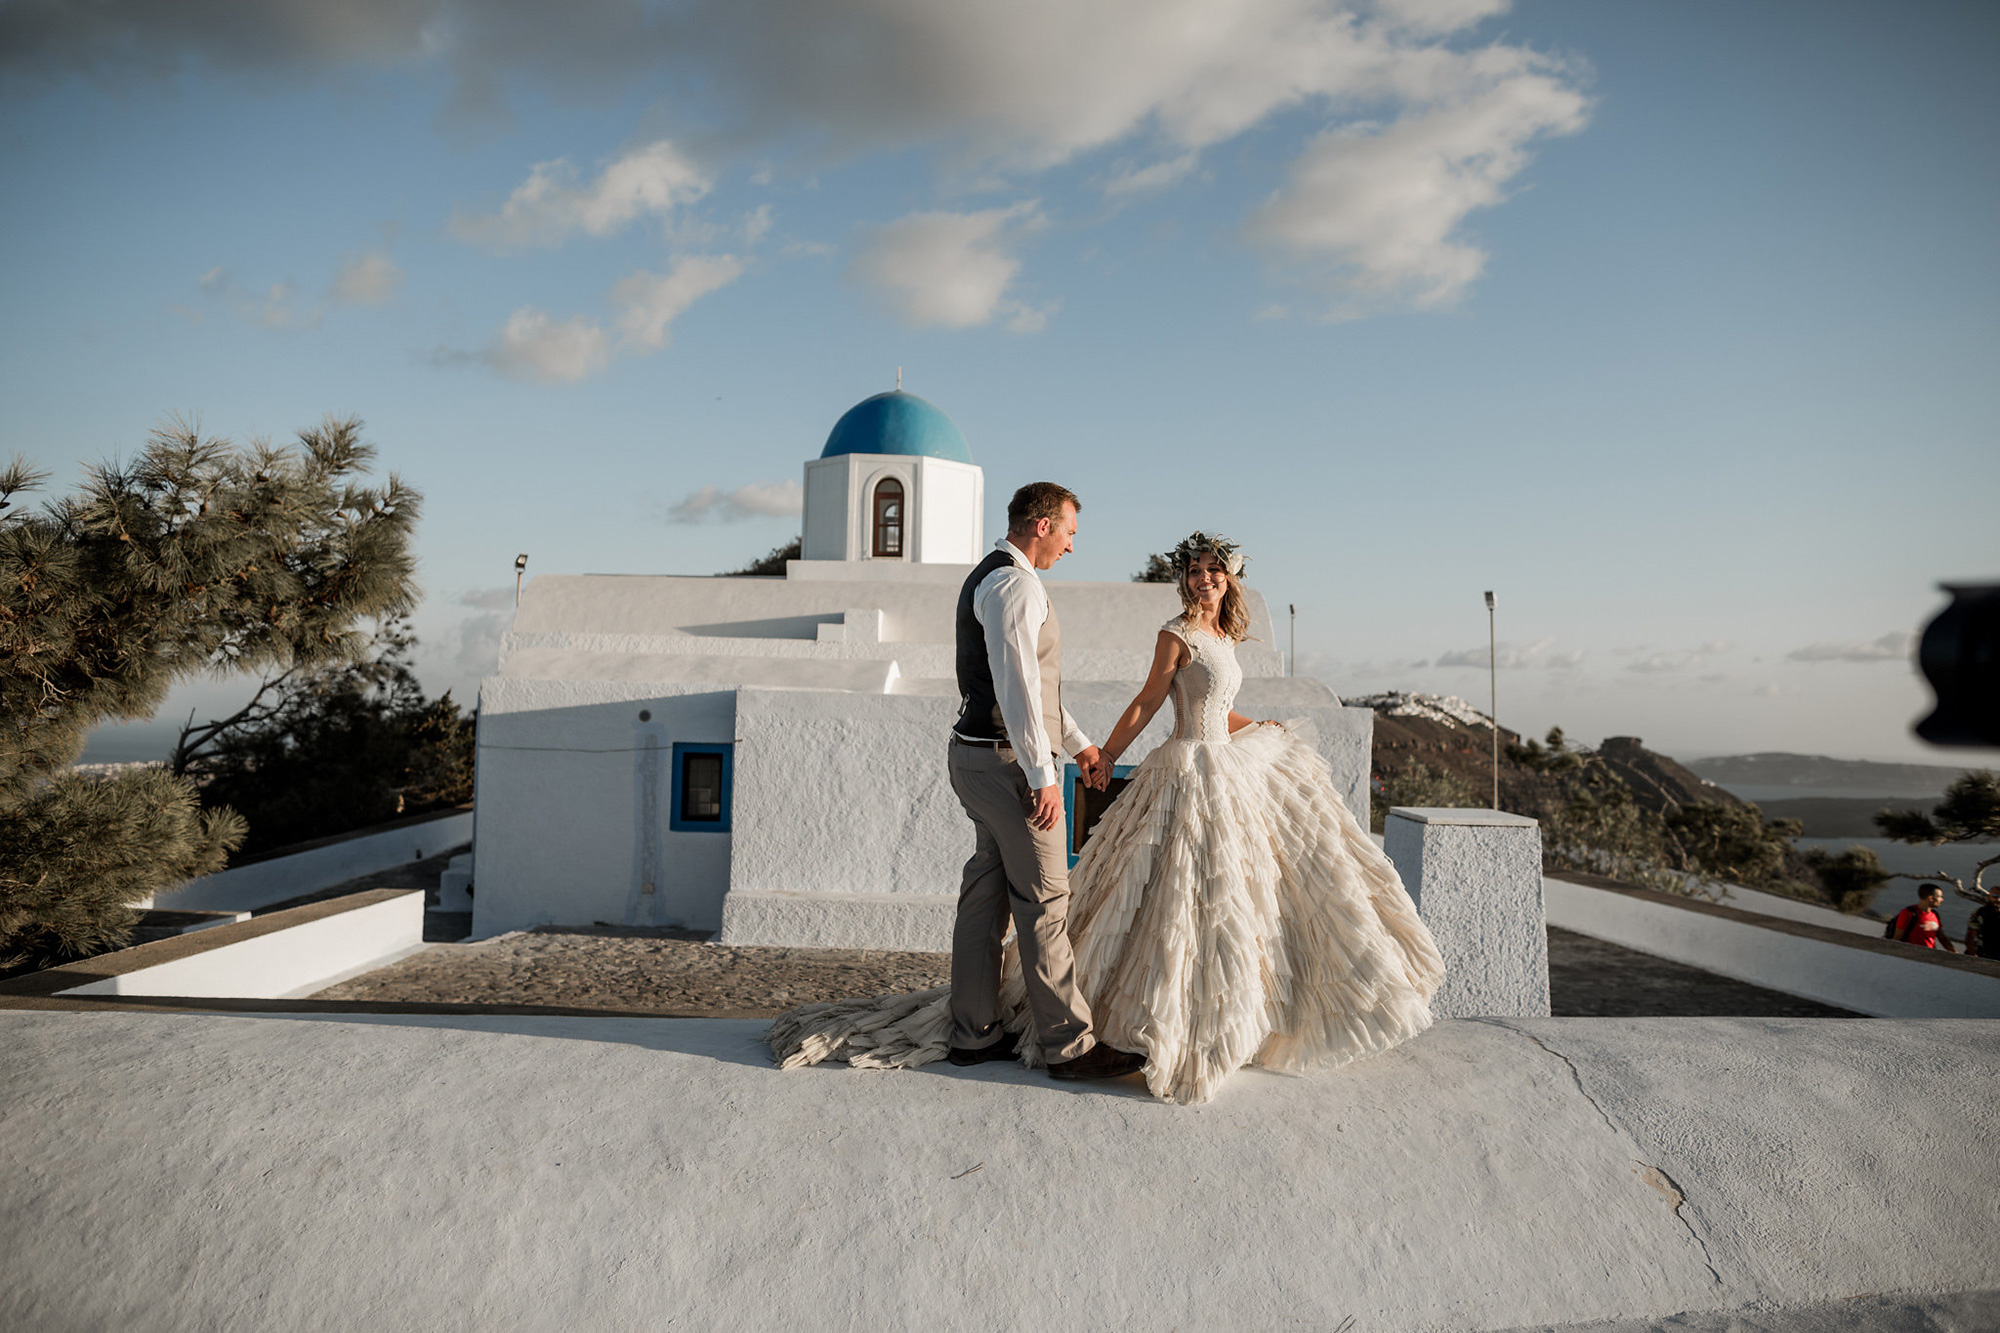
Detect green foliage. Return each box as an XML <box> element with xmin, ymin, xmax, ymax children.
<box><xmin>1798</xmin><ymin>845</ymin><xmax>1890</xmax><ymax>915</ymax></box>
<box><xmin>188</xmin><ymin>622</ymin><xmax>472</xmax><ymax>857</ymax></box>
<box><xmin>2</xmin><ymin>417</ymin><xmax>418</xmax><ymax>794</ymax></box>
<box><xmin>1875</xmin><ymin>769</ymin><xmax>2000</xmax><ymax>845</ymax></box>
<box><xmin>1131</xmin><ymin>552</ymin><xmax>1175</xmax><ymax>584</ymax></box>
<box><xmin>0</xmin><ymin>768</ymin><xmax>244</xmax><ymax>973</ymax></box>
<box><xmin>725</xmin><ymin>537</ymin><xmax>801</xmax><ymax>576</ymax></box>
<box><xmin>0</xmin><ymin>417</ymin><xmax>420</xmax><ymax>970</ymax></box>
<box><xmin>1370</xmin><ymin>761</ymin><xmax>1476</xmax><ymax>831</ymax></box>
<box><xmin>1544</xmin><ymin>770</ymin><xmax>1674</xmax><ymax>889</ymax></box>
<box><xmin>1507</xmin><ymin>726</ymin><xmax>1584</xmax><ymax>774</ymax></box>
<box><xmin>1663</xmin><ymin>801</ymin><xmax>1801</xmax><ymax>889</ymax></box>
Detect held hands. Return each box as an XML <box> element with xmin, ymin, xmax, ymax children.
<box><xmin>1076</xmin><ymin>745</ymin><xmax>1111</xmax><ymax>791</ymax></box>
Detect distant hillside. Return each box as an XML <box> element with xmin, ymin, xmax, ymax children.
<box><xmin>1351</xmin><ymin>693</ymin><xmax>1737</xmax><ymax>821</ymax></box>
<box><xmin>1685</xmin><ymin>752</ymin><xmax>1968</xmax><ymax>796</ymax></box>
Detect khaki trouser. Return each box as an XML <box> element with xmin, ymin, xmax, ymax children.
<box><xmin>946</xmin><ymin>742</ymin><xmax>1095</xmax><ymax>1061</ymax></box>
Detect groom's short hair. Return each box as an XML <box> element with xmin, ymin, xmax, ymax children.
<box><xmin>1007</xmin><ymin>482</ymin><xmax>1080</xmax><ymax>532</ymax></box>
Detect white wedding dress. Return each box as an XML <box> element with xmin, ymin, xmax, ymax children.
<box><xmin>768</xmin><ymin>618</ymin><xmax>1445</xmax><ymax>1104</ymax></box>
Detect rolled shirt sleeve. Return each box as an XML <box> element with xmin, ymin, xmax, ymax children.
<box><xmin>973</xmin><ymin>558</ymin><xmax>1089</xmax><ymax>791</ymax></box>
<box><xmin>1059</xmin><ymin>708</ymin><xmax>1090</xmax><ymax>762</ymax></box>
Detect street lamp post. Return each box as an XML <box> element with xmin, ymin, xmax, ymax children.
<box><xmin>515</xmin><ymin>553</ymin><xmax>529</xmax><ymax>607</ymax></box>
<box><xmin>1484</xmin><ymin>590</ymin><xmax>1497</xmax><ymax>810</ymax></box>
<box><xmin>1288</xmin><ymin>603</ymin><xmax>1296</xmax><ymax>677</ymax></box>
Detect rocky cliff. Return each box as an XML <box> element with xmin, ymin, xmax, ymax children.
<box><xmin>1350</xmin><ymin>693</ymin><xmax>1742</xmax><ymax>820</ymax></box>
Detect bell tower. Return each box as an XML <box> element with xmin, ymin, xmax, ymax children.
<box><xmin>799</xmin><ymin>391</ymin><xmax>984</xmax><ymax>564</ymax></box>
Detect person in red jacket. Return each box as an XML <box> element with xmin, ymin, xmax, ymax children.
<box><xmin>1890</xmin><ymin>884</ymin><xmax>1958</xmax><ymax>952</ymax></box>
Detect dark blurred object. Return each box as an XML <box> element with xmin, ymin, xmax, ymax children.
<box><xmin>1915</xmin><ymin>582</ymin><xmax>2000</xmax><ymax>747</ymax></box>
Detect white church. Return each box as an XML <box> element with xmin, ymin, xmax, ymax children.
<box><xmin>467</xmin><ymin>390</ymin><xmax>1374</xmax><ymax>949</ymax></box>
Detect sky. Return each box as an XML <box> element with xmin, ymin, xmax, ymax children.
<box><xmin>4</xmin><ymin>0</ymin><xmax>1995</xmax><ymax>768</ymax></box>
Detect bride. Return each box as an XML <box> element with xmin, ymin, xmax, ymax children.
<box><xmin>769</xmin><ymin>532</ymin><xmax>1444</xmax><ymax>1104</ymax></box>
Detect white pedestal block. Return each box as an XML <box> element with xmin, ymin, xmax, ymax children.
<box><xmin>437</xmin><ymin>854</ymin><xmax>473</xmax><ymax>913</ymax></box>
<box><xmin>1384</xmin><ymin>807</ymin><xmax>1549</xmax><ymax>1018</ymax></box>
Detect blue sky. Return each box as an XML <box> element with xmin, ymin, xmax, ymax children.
<box><xmin>4</xmin><ymin>0</ymin><xmax>1995</xmax><ymax>767</ymax></box>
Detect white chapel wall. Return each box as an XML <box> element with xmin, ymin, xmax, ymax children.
<box><xmin>800</xmin><ymin>457</ymin><xmax>851</xmax><ymax>561</ymax></box>
<box><xmin>472</xmin><ymin>677</ymin><xmax>736</xmax><ymax>936</ymax></box>
<box><xmin>913</xmin><ymin>457</ymin><xmax>983</xmax><ymax>563</ymax></box>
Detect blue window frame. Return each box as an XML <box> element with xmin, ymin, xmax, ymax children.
<box><xmin>1062</xmin><ymin>761</ymin><xmax>1137</xmax><ymax>867</ymax></box>
<box><xmin>670</xmin><ymin>742</ymin><xmax>734</xmax><ymax>832</ymax></box>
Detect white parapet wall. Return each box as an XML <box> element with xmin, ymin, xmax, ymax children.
<box><xmin>1384</xmin><ymin>807</ymin><xmax>1550</xmax><ymax>1018</ymax></box>
<box><xmin>719</xmin><ymin>687</ymin><xmax>1375</xmax><ymax>951</ymax></box>
<box><xmin>151</xmin><ymin>809</ymin><xmax>472</xmax><ymax>914</ymax></box>
<box><xmin>1544</xmin><ymin>872</ymin><xmax>2000</xmax><ymax>1018</ymax></box>
<box><xmin>720</xmin><ymin>890</ymin><xmax>958</xmax><ymax>951</ymax></box>
<box><xmin>54</xmin><ymin>890</ymin><xmax>424</xmax><ymax>1000</ymax></box>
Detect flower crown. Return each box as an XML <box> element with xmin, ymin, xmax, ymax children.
<box><xmin>1170</xmin><ymin>531</ymin><xmax>1246</xmax><ymax>579</ymax></box>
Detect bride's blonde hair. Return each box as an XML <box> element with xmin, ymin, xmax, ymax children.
<box><xmin>1171</xmin><ymin>532</ymin><xmax>1252</xmax><ymax>642</ymax></box>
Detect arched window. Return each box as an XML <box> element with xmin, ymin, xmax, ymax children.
<box><xmin>871</xmin><ymin>478</ymin><xmax>905</xmax><ymax>558</ymax></box>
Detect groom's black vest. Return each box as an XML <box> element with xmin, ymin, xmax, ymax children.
<box><xmin>954</xmin><ymin>549</ymin><xmax>1017</xmax><ymax>743</ymax></box>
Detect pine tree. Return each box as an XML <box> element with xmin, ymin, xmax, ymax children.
<box><xmin>187</xmin><ymin>619</ymin><xmax>473</xmax><ymax>856</ymax></box>
<box><xmin>0</xmin><ymin>416</ymin><xmax>420</xmax><ymax>972</ymax></box>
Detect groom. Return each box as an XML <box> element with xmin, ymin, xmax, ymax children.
<box><xmin>946</xmin><ymin>482</ymin><xmax>1146</xmax><ymax>1081</ymax></box>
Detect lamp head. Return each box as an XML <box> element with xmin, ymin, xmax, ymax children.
<box><xmin>1484</xmin><ymin>590</ymin><xmax>1495</xmax><ymax>610</ymax></box>
<box><xmin>515</xmin><ymin>554</ymin><xmax>529</xmax><ymax>572</ymax></box>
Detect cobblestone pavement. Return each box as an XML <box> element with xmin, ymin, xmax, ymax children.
<box><xmin>1545</xmin><ymin>926</ymin><xmax>1857</xmax><ymax>1017</ymax></box>
<box><xmin>315</xmin><ymin>926</ymin><xmax>951</xmax><ymax>1015</ymax></box>
<box><xmin>315</xmin><ymin>918</ymin><xmax>1858</xmax><ymax>1018</ymax></box>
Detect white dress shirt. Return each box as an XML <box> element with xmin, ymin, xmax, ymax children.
<box><xmin>966</xmin><ymin>537</ymin><xmax>1092</xmax><ymax>790</ymax></box>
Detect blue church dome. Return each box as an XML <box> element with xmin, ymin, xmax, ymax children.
<box><xmin>820</xmin><ymin>391</ymin><xmax>973</xmax><ymax>464</ymax></box>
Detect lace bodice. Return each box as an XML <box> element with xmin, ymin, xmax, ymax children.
<box><xmin>1165</xmin><ymin>618</ymin><xmax>1243</xmax><ymax>743</ymax></box>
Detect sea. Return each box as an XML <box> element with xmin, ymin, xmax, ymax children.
<box><xmin>1794</xmin><ymin>837</ymin><xmax>1992</xmax><ymax>940</ymax></box>
<box><xmin>1710</xmin><ymin>777</ymin><xmax>1992</xmax><ymax>941</ymax></box>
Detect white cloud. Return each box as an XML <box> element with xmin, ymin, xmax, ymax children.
<box><xmin>667</xmin><ymin>480</ymin><xmax>803</xmax><ymax>523</ymax></box>
<box><xmin>1435</xmin><ymin>637</ymin><xmax>1582</xmax><ymax>670</ymax></box>
<box><xmin>454</xmin><ymin>612</ymin><xmax>506</xmax><ymax>674</ymax></box>
<box><xmin>451</xmin><ymin>139</ymin><xmax>711</xmax><ymax>250</ymax></box>
<box><xmin>332</xmin><ymin>248</ymin><xmax>402</xmax><ymax>304</ymax></box>
<box><xmin>1786</xmin><ymin>631</ymin><xmax>1915</xmax><ymax>664</ymax></box>
<box><xmin>1246</xmin><ymin>72</ymin><xmax>1589</xmax><ymax>311</ymax></box>
<box><xmin>1103</xmin><ymin>152</ymin><xmax>1200</xmax><ymax>199</ymax></box>
<box><xmin>850</xmin><ymin>202</ymin><xmax>1047</xmax><ymax>330</ymax></box>
<box><xmin>194</xmin><ymin>267</ymin><xmax>321</xmax><ymax>330</ymax></box>
<box><xmin>459</xmin><ymin>586</ymin><xmax>516</xmax><ymax>610</ymax></box>
<box><xmin>1373</xmin><ymin>0</ymin><xmax>1512</xmax><ymax>37</ymax></box>
<box><xmin>1624</xmin><ymin>640</ymin><xmax>1735</xmax><ymax>674</ymax></box>
<box><xmin>46</xmin><ymin>2</ymin><xmax>1590</xmax><ymax>316</ymax></box>
<box><xmin>479</xmin><ymin>307</ymin><xmax>612</xmax><ymax>384</ymax></box>
<box><xmin>444</xmin><ymin>252</ymin><xmax>742</xmax><ymax>383</ymax></box>
<box><xmin>613</xmin><ymin>255</ymin><xmax>746</xmax><ymax>349</ymax></box>
<box><xmin>1625</xmin><ymin>652</ymin><xmax>1686</xmax><ymax>674</ymax></box>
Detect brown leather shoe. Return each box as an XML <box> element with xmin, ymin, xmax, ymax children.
<box><xmin>947</xmin><ymin>1040</ymin><xmax>1020</xmax><ymax>1067</ymax></box>
<box><xmin>1047</xmin><ymin>1042</ymin><xmax>1146</xmax><ymax>1081</ymax></box>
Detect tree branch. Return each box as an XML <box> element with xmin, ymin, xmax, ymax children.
<box><xmin>169</xmin><ymin>668</ymin><xmax>298</xmax><ymax>777</ymax></box>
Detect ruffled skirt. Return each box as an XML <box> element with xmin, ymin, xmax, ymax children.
<box><xmin>768</xmin><ymin>723</ymin><xmax>1445</xmax><ymax>1104</ymax></box>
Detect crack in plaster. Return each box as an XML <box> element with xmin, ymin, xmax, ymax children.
<box><xmin>1472</xmin><ymin>1019</ymin><xmax>1724</xmax><ymax>1287</ymax></box>
<box><xmin>1632</xmin><ymin>1159</ymin><xmax>1723</xmax><ymax>1285</ymax></box>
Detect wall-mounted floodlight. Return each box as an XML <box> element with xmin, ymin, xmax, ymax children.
<box><xmin>515</xmin><ymin>553</ymin><xmax>529</xmax><ymax>607</ymax></box>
